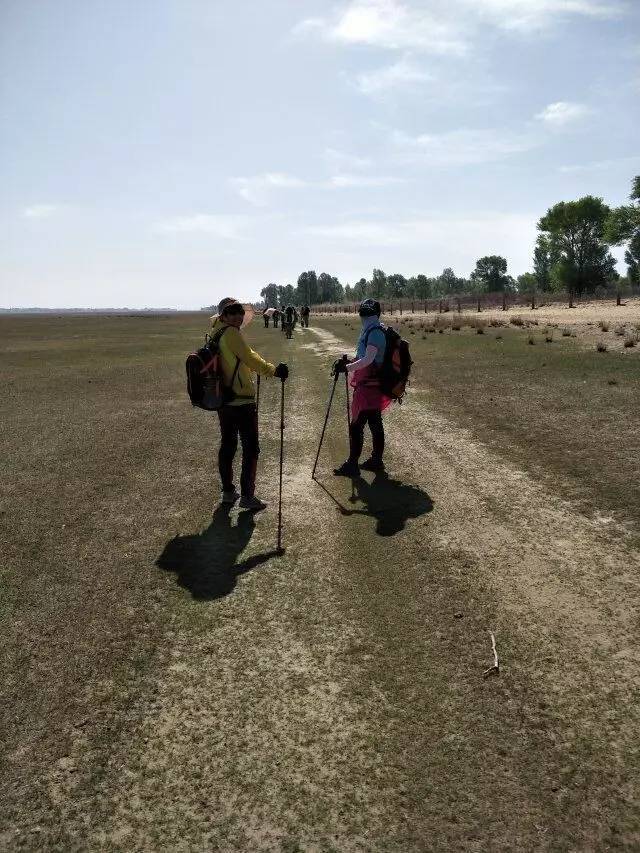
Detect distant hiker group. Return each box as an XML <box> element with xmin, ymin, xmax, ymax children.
<box><xmin>187</xmin><ymin>297</ymin><xmax>412</xmax><ymax>548</ymax></box>
<box><xmin>262</xmin><ymin>304</ymin><xmax>311</xmax><ymax>337</ymax></box>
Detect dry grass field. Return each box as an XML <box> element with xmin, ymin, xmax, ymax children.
<box><xmin>1</xmin><ymin>312</ymin><xmax>640</xmax><ymax>851</ymax></box>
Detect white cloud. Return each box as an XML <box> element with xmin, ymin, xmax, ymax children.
<box><xmin>392</xmin><ymin>127</ymin><xmax>537</xmax><ymax>165</ymax></box>
<box><xmin>324</xmin><ymin>148</ymin><xmax>373</xmax><ymax>171</ymax></box>
<box><xmin>468</xmin><ymin>0</ymin><xmax>623</xmax><ymax>31</ymax></box>
<box><xmin>535</xmin><ymin>101</ymin><xmax>591</xmax><ymax>126</ymax></box>
<box><xmin>294</xmin><ymin>0</ymin><xmax>623</xmax><ymax>55</ymax></box>
<box><xmin>295</xmin><ymin>0</ymin><xmax>468</xmax><ymax>55</ymax></box>
<box><xmin>230</xmin><ymin>173</ymin><xmax>308</xmax><ymax>206</ymax></box>
<box><xmin>22</xmin><ymin>204</ymin><xmax>60</xmax><ymax>218</ymax></box>
<box><xmin>558</xmin><ymin>154</ymin><xmax>640</xmax><ymax>173</ymax></box>
<box><xmin>329</xmin><ymin>174</ymin><xmax>405</xmax><ymax>187</ymax></box>
<box><xmin>154</xmin><ymin>215</ymin><xmax>249</xmax><ymax>239</ymax></box>
<box><xmin>231</xmin><ymin>169</ymin><xmax>404</xmax><ymax>204</ymax></box>
<box><xmin>299</xmin><ymin>212</ymin><xmax>537</xmax><ymax>272</ymax></box>
<box><xmin>354</xmin><ymin>56</ymin><xmax>433</xmax><ymax>94</ymax></box>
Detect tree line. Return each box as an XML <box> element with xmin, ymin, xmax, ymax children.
<box><xmin>259</xmin><ymin>176</ymin><xmax>640</xmax><ymax>307</ymax></box>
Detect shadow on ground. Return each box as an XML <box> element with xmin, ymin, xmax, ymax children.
<box><xmin>156</xmin><ymin>504</ymin><xmax>280</xmax><ymax>600</ymax></box>
<box><xmin>315</xmin><ymin>471</ymin><xmax>434</xmax><ymax>536</ymax></box>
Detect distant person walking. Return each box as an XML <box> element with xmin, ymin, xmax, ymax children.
<box><xmin>212</xmin><ymin>298</ymin><xmax>288</xmax><ymax>510</ymax></box>
<box><xmin>263</xmin><ymin>309</ymin><xmax>270</xmax><ymax>328</ymax></box>
<box><xmin>284</xmin><ymin>305</ymin><xmax>295</xmax><ymax>339</ymax></box>
<box><xmin>273</xmin><ymin>308</ymin><xmax>280</xmax><ymax>329</ymax></box>
<box><xmin>301</xmin><ymin>305</ymin><xmax>310</xmax><ymax>328</ymax></box>
<box><xmin>333</xmin><ymin>299</ymin><xmax>392</xmax><ymax>476</ymax></box>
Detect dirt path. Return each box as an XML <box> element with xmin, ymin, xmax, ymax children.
<box><xmin>11</xmin><ymin>322</ymin><xmax>640</xmax><ymax>851</ymax></box>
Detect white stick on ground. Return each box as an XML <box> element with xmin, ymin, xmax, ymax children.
<box><xmin>483</xmin><ymin>631</ymin><xmax>500</xmax><ymax>678</ymax></box>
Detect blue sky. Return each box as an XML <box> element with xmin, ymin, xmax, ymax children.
<box><xmin>1</xmin><ymin>0</ymin><xmax>638</xmax><ymax>308</ymax></box>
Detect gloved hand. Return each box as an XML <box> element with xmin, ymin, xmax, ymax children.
<box><xmin>274</xmin><ymin>362</ymin><xmax>289</xmax><ymax>380</ymax></box>
<box><xmin>331</xmin><ymin>354</ymin><xmax>349</xmax><ymax>376</ymax></box>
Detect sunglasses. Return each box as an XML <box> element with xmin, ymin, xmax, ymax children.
<box><xmin>223</xmin><ymin>305</ymin><xmax>245</xmax><ymax>316</ymax></box>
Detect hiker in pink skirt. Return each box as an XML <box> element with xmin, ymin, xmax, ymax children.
<box><xmin>333</xmin><ymin>299</ymin><xmax>392</xmax><ymax>477</ymax></box>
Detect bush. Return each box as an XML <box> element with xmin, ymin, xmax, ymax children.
<box><xmin>598</xmin><ymin>320</ymin><xmax>610</xmax><ymax>332</ymax></box>
<box><xmin>545</xmin><ymin>330</ymin><xmax>554</xmax><ymax>343</ymax></box>
<box><xmin>597</xmin><ymin>341</ymin><xmax>608</xmax><ymax>352</ymax></box>
<box><xmin>614</xmin><ymin>325</ymin><xmax>626</xmax><ymax>336</ymax></box>
<box><xmin>477</xmin><ymin>326</ymin><xmax>485</xmax><ymax>334</ymax></box>
<box><xmin>510</xmin><ymin>316</ymin><xmax>525</xmax><ymax>327</ymax></box>
<box><xmin>562</xmin><ymin>328</ymin><xmax>571</xmax><ymax>337</ymax></box>
<box><xmin>624</xmin><ymin>333</ymin><xmax>637</xmax><ymax>348</ymax></box>
<box><xmin>528</xmin><ymin>335</ymin><xmax>535</xmax><ymax>345</ymax></box>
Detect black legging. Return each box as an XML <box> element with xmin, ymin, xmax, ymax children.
<box><xmin>217</xmin><ymin>404</ymin><xmax>259</xmax><ymax>497</ymax></box>
<box><xmin>349</xmin><ymin>409</ymin><xmax>384</xmax><ymax>464</ymax></box>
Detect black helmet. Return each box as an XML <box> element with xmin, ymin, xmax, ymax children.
<box><xmin>359</xmin><ymin>298</ymin><xmax>381</xmax><ymax>317</ymax></box>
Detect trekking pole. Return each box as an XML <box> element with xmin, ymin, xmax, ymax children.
<box><xmin>277</xmin><ymin>378</ymin><xmax>285</xmax><ymax>553</ymax></box>
<box><xmin>344</xmin><ymin>371</ymin><xmax>351</xmax><ymax>455</ymax></box>
<box><xmin>311</xmin><ymin>373</ymin><xmax>339</xmax><ymax>479</ymax></box>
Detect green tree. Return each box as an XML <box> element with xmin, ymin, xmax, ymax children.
<box><xmin>353</xmin><ymin>277</ymin><xmax>369</xmax><ymax>300</ymax></box>
<box><xmin>371</xmin><ymin>269</ymin><xmax>387</xmax><ymax>299</ymax></box>
<box><xmin>517</xmin><ymin>272</ymin><xmax>537</xmax><ymax>294</ymax></box>
<box><xmin>260</xmin><ymin>283</ymin><xmax>278</xmax><ymax>308</ymax></box>
<box><xmin>317</xmin><ymin>272</ymin><xmax>343</xmax><ymax>303</ymax></box>
<box><xmin>387</xmin><ymin>273</ymin><xmax>408</xmax><ymax>300</ymax></box>
<box><xmin>296</xmin><ymin>270</ymin><xmax>318</xmax><ymax>304</ymax></box>
<box><xmin>469</xmin><ymin>256</ymin><xmax>513</xmax><ymax>292</ymax></box>
<box><xmin>605</xmin><ymin>176</ymin><xmax>640</xmax><ymax>287</ymax></box>
<box><xmin>533</xmin><ymin>235</ymin><xmax>557</xmax><ymax>292</ymax></box>
<box><xmin>538</xmin><ymin>196</ymin><xmax>616</xmax><ymax>298</ymax></box>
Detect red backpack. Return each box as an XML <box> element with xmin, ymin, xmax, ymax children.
<box><xmin>186</xmin><ymin>328</ymin><xmax>239</xmax><ymax>411</ymax></box>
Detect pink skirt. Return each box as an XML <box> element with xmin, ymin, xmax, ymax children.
<box><xmin>350</xmin><ymin>365</ymin><xmax>393</xmax><ymax>422</ymax></box>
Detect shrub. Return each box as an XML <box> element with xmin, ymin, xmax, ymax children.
<box><xmin>528</xmin><ymin>335</ymin><xmax>535</xmax><ymax>345</ymax></box>
<box><xmin>489</xmin><ymin>318</ymin><xmax>506</xmax><ymax>327</ymax></box>
<box><xmin>596</xmin><ymin>341</ymin><xmax>608</xmax><ymax>352</ymax></box>
<box><xmin>451</xmin><ymin>322</ymin><xmax>461</xmax><ymax>331</ymax></box>
<box><xmin>477</xmin><ymin>326</ymin><xmax>485</xmax><ymax>334</ymax></box>
<box><xmin>624</xmin><ymin>333</ymin><xmax>637</xmax><ymax>348</ymax></box>
<box><xmin>545</xmin><ymin>330</ymin><xmax>553</xmax><ymax>343</ymax></box>
<box><xmin>529</xmin><ymin>318</ymin><xmax>538</xmax><ymax>326</ymax></box>
<box><xmin>614</xmin><ymin>325</ymin><xmax>625</xmax><ymax>336</ymax></box>
<box><xmin>598</xmin><ymin>320</ymin><xmax>610</xmax><ymax>332</ymax></box>
<box><xmin>495</xmin><ymin>334</ymin><xmax>503</xmax><ymax>341</ymax></box>
<box><xmin>510</xmin><ymin>316</ymin><xmax>525</xmax><ymax>327</ymax></box>
<box><xmin>561</xmin><ymin>328</ymin><xmax>571</xmax><ymax>336</ymax></box>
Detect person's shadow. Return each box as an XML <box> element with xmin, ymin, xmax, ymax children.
<box><xmin>156</xmin><ymin>504</ymin><xmax>280</xmax><ymax>600</ymax></box>
<box><xmin>315</xmin><ymin>471</ymin><xmax>434</xmax><ymax>536</ymax></box>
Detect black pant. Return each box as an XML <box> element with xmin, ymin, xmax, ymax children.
<box><xmin>263</xmin><ymin>316</ymin><xmax>269</xmax><ymax>327</ymax></box>
<box><xmin>217</xmin><ymin>404</ymin><xmax>259</xmax><ymax>497</ymax></box>
<box><xmin>349</xmin><ymin>409</ymin><xmax>384</xmax><ymax>464</ymax></box>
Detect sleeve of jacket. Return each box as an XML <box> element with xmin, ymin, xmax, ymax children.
<box><xmin>226</xmin><ymin>327</ymin><xmax>276</xmax><ymax>377</ymax></box>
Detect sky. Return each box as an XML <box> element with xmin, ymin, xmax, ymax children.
<box><xmin>1</xmin><ymin>0</ymin><xmax>639</xmax><ymax>309</ymax></box>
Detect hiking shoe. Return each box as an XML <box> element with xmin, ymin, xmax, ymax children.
<box><xmin>360</xmin><ymin>457</ymin><xmax>385</xmax><ymax>472</ymax></box>
<box><xmin>333</xmin><ymin>460</ymin><xmax>360</xmax><ymax>477</ymax></box>
<box><xmin>221</xmin><ymin>489</ymin><xmax>240</xmax><ymax>504</ymax></box>
<box><xmin>239</xmin><ymin>495</ymin><xmax>267</xmax><ymax>511</ymax></box>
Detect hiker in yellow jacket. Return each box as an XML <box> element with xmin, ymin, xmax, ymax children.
<box><xmin>211</xmin><ymin>297</ymin><xmax>288</xmax><ymax>510</ymax></box>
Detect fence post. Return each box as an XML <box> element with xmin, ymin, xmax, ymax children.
<box><xmin>531</xmin><ymin>291</ymin><xmax>536</xmax><ymax>310</ymax></box>
<box><xmin>400</xmin><ymin>301</ymin><xmax>403</xmax><ymax>316</ymax></box>
<box><xmin>439</xmin><ymin>300</ymin><xmax>443</xmax><ymax>314</ymax></box>
<box><xmin>411</xmin><ymin>301</ymin><xmax>415</xmax><ymax>313</ymax></box>
<box><xmin>568</xmin><ymin>289</ymin><xmax>574</xmax><ymax>309</ymax></box>
<box><xmin>477</xmin><ymin>296</ymin><xmax>482</xmax><ymax>312</ymax></box>
<box><xmin>424</xmin><ymin>301</ymin><xmax>427</xmax><ymax>313</ymax></box>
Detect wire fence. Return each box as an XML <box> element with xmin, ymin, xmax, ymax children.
<box><xmin>310</xmin><ymin>287</ymin><xmax>640</xmax><ymax>316</ymax></box>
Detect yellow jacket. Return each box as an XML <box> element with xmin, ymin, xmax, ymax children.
<box><xmin>210</xmin><ymin>317</ymin><xmax>276</xmax><ymax>406</ymax></box>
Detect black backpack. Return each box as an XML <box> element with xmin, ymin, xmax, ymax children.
<box><xmin>186</xmin><ymin>328</ymin><xmax>240</xmax><ymax>411</ymax></box>
<box><xmin>364</xmin><ymin>324</ymin><xmax>413</xmax><ymax>402</ymax></box>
